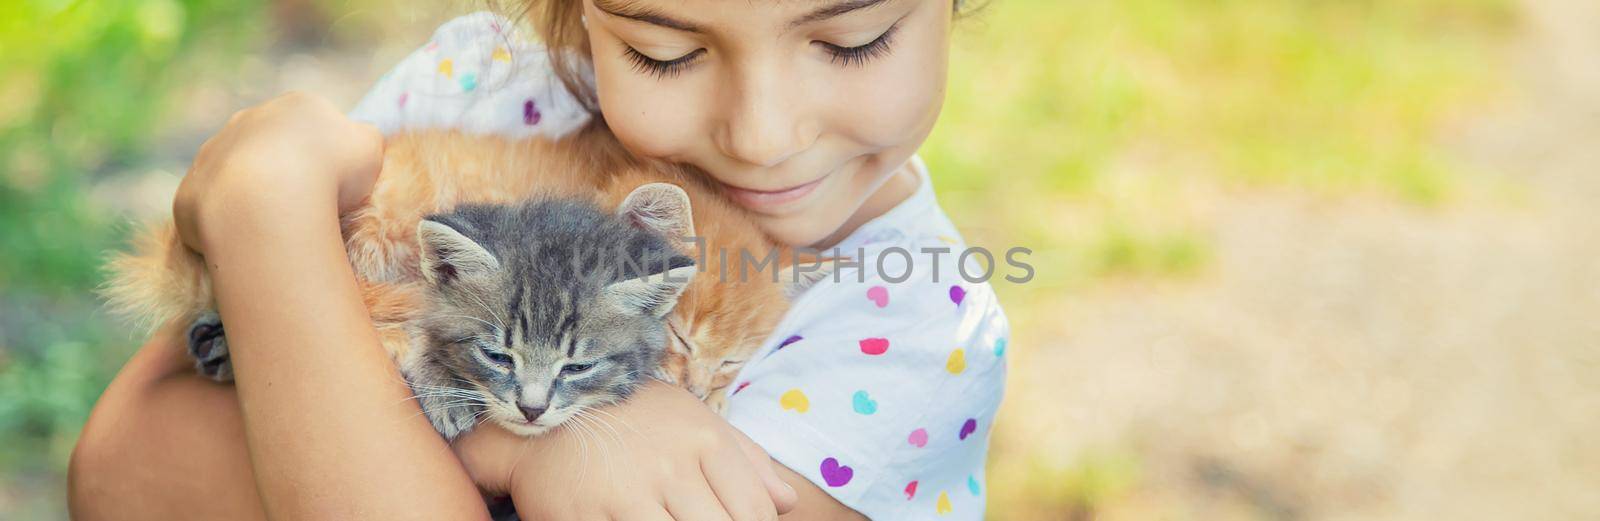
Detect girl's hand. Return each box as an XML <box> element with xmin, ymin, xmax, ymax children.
<box><xmin>174</xmin><ymin>91</ymin><xmax>382</xmax><ymax>255</ymax></box>
<box><xmin>455</xmin><ymin>380</ymin><xmax>799</xmax><ymax>520</ymax></box>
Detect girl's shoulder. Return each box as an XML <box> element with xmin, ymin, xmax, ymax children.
<box><xmin>348</xmin><ymin>12</ymin><xmax>592</xmax><ymax>139</ymax></box>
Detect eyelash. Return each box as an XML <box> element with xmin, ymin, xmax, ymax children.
<box><xmin>621</xmin><ymin>23</ymin><xmax>901</xmax><ymax>79</ymax></box>
<box><xmin>821</xmin><ymin>23</ymin><xmax>899</xmax><ymax>67</ymax></box>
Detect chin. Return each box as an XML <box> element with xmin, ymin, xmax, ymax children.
<box><xmin>495</xmin><ymin>417</ymin><xmax>555</xmax><ymax>437</ymax></box>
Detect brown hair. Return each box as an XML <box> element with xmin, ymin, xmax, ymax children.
<box><xmin>515</xmin><ymin>0</ymin><xmax>977</xmax><ymax>113</ymax></box>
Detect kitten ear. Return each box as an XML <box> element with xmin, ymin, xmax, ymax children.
<box><xmin>417</xmin><ymin>220</ymin><xmax>500</xmax><ymax>285</ymax></box>
<box><xmin>779</xmin><ymin>261</ymin><xmax>835</xmax><ymax>299</ymax></box>
<box><xmin>618</xmin><ymin>183</ymin><xmax>695</xmax><ymax>240</ymax></box>
<box><xmin>777</xmin><ymin>250</ymin><xmax>836</xmax><ymax>299</ymax></box>
<box><xmin>601</xmin><ymin>258</ymin><xmax>697</xmax><ymax>318</ymax></box>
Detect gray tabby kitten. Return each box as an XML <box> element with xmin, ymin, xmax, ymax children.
<box><xmin>186</xmin><ymin>186</ymin><xmax>697</xmax><ymax>440</ymax></box>
<box><xmin>406</xmin><ymin>194</ymin><xmax>696</xmax><ymax>439</ymax></box>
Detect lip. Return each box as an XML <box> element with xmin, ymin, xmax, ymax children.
<box><xmin>721</xmin><ymin>175</ymin><xmax>827</xmax><ymax>212</ymax></box>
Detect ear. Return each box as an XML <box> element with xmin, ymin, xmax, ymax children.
<box><xmin>779</xmin><ymin>262</ymin><xmax>835</xmax><ymax>299</ymax></box>
<box><xmin>618</xmin><ymin>183</ymin><xmax>695</xmax><ymax>240</ymax></box>
<box><xmin>601</xmin><ymin>260</ymin><xmax>697</xmax><ymax>318</ymax></box>
<box><xmin>417</xmin><ymin>220</ymin><xmax>500</xmax><ymax>285</ymax></box>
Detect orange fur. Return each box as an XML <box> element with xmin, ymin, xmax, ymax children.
<box><xmin>101</xmin><ymin>126</ymin><xmax>789</xmax><ymax>401</ymax></box>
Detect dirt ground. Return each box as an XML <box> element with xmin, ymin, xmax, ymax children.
<box><xmin>989</xmin><ymin>0</ymin><xmax>1600</xmax><ymax>518</ymax></box>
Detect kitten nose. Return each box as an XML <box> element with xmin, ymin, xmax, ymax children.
<box><xmin>518</xmin><ymin>405</ymin><xmax>546</xmax><ymax>423</ymax></box>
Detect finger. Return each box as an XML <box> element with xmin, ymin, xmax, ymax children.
<box><xmin>664</xmin><ymin>481</ymin><xmax>733</xmax><ymax>521</ymax></box>
<box><xmin>703</xmin><ymin>446</ymin><xmax>779</xmax><ymax>521</ymax></box>
<box><xmin>731</xmin><ymin>428</ymin><xmax>797</xmax><ymax>514</ymax></box>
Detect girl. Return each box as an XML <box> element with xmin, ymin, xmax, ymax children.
<box><xmin>69</xmin><ymin>1</ymin><xmax>1007</xmax><ymax>519</ymax></box>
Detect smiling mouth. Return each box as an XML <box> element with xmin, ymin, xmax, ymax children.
<box><xmin>721</xmin><ymin>175</ymin><xmax>828</xmax><ymax>211</ymax></box>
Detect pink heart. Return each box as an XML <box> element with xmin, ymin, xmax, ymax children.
<box><xmin>904</xmin><ymin>480</ymin><xmax>919</xmax><ymax>500</ymax></box>
<box><xmin>820</xmin><ymin>457</ymin><xmax>853</xmax><ymax>487</ymax></box>
<box><xmin>908</xmin><ymin>428</ymin><xmax>928</xmax><ymax>448</ymax></box>
<box><xmin>959</xmin><ymin>418</ymin><xmax>977</xmax><ymax>440</ymax></box>
<box><xmin>858</xmin><ymin>338</ymin><xmax>889</xmax><ymax>355</ymax></box>
<box><xmin>866</xmin><ymin>286</ymin><xmax>889</xmax><ymax>308</ymax></box>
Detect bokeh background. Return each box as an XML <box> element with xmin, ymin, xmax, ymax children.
<box><xmin>2</xmin><ymin>0</ymin><xmax>1596</xmax><ymax>519</ymax></box>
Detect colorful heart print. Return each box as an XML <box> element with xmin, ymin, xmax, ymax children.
<box><xmin>820</xmin><ymin>457</ymin><xmax>853</xmax><ymax>487</ymax></box>
<box><xmin>866</xmin><ymin>286</ymin><xmax>889</xmax><ymax>308</ymax></box>
<box><xmin>523</xmin><ymin>99</ymin><xmax>541</xmax><ymax>125</ymax></box>
<box><xmin>994</xmin><ymin>337</ymin><xmax>1007</xmax><ymax>357</ymax></box>
<box><xmin>852</xmin><ymin>390</ymin><xmax>878</xmax><ymax>415</ymax></box>
<box><xmin>946</xmin><ymin>348</ymin><xmax>967</xmax><ymax>374</ymax></box>
<box><xmin>732</xmin><ymin>381</ymin><xmax>752</xmax><ymax>395</ymax></box>
<box><xmin>458</xmin><ymin>72</ymin><xmax>478</xmax><ymax>92</ymax></box>
<box><xmin>778</xmin><ymin>335</ymin><xmax>803</xmax><ymax>350</ymax></box>
<box><xmin>936</xmin><ymin>491</ymin><xmax>953</xmax><ymax>515</ymax></box>
<box><xmin>779</xmin><ymin>389</ymin><xmax>810</xmax><ymax>413</ymax></box>
<box><xmin>859</xmin><ymin>337</ymin><xmax>889</xmax><ymax>355</ymax></box>
<box><xmin>437</xmin><ymin>58</ymin><xmax>454</xmax><ymax>77</ymax></box>
<box><xmin>904</xmin><ymin>480</ymin><xmax>919</xmax><ymax>500</ymax></box>
<box><xmin>492</xmin><ymin>46</ymin><xmax>511</xmax><ymax>62</ymax></box>
<box><xmin>967</xmin><ymin>475</ymin><xmax>982</xmax><ymax>496</ymax></box>
<box><xmin>908</xmin><ymin>428</ymin><xmax>929</xmax><ymax>448</ymax></box>
<box><xmin>959</xmin><ymin>418</ymin><xmax>977</xmax><ymax>440</ymax></box>
<box><xmin>949</xmin><ymin>285</ymin><xmax>966</xmax><ymax>306</ymax></box>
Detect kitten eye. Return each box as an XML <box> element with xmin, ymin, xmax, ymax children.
<box><xmin>720</xmin><ymin>360</ymin><xmax>744</xmax><ymax>369</ymax></box>
<box><xmin>480</xmin><ymin>346</ymin><xmax>513</xmax><ymax>367</ymax></box>
<box><xmin>560</xmin><ymin>362</ymin><xmax>596</xmax><ymax>375</ymax></box>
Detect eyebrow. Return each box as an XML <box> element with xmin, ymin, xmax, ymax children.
<box><xmin>590</xmin><ymin>0</ymin><xmax>893</xmax><ymax>33</ymax></box>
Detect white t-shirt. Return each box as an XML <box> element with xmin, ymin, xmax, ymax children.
<box><xmin>350</xmin><ymin>13</ymin><xmax>1009</xmax><ymax>520</ymax></box>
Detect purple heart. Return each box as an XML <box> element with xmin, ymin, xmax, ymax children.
<box><xmin>949</xmin><ymin>285</ymin><xmax>966</xmax><ymax>306</ymax></box>
<box><xmin>819</xmin><ymin>457</ymin><xmax>853</xmax><ymax>487</ymax></box>
<box><xmin>778</xmin><ymin>335</ymin><xmax>803</xmax><ymax>350</ymax></box>
<box><xmin>959</xmin><ymin>418</ymin><xmax>977</xmax><ymax>440</ymax></box>
<box><xmin>523</xmin><ymin>99</ymin><xmax>542</xmax><ymax>125</ymax></box>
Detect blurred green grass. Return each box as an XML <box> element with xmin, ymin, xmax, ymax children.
<box><xmin>0</xmin><ymin>0</ymin><xmax>265</xmax><ymax>513</ymax></box>
<box><xmin>0</xmin><ymin>0</ymin><xmax>1513</xmax><ymax>518</ymax></box>
<box><xmin>926</xmin><ymin>0</ymin><xmax>1512</xmax><ymax>290</ymax></box>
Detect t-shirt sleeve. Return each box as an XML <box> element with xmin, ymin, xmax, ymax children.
<box><xmin>722</xmin><ymin>247</ymin><xmax>1009</xmax><ymax>520</ymax></box>
<box><xmin>348</xmin><ymin>11</ymin><xmax>591</xmax><ymax>139</ymax></box>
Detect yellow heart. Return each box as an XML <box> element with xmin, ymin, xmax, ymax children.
<box><xmin>946</xmin><ymin>348</ymin><xmax>967</xmax><ymax>374</ymax></box>
<box><xmin>936</xmin><ymin>491</ymin><xmax>953</xmax><ymax>515</ymax></box>
<box><xmin>779</xmin><ymin>389</ymin><xmax>810</xmax><ymax>413</ymax></box>
<box><xmin>437</xmin><ymin>59</ymin><xmax>454</xmax><ymax>78</ymax></box>
<box><xmin>492</xmin><ymin>47</ymin><xmax>512</xmax><ymax>63</ymax></box>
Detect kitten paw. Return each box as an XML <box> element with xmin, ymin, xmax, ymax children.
<box><xmin>187</xmin><ymin>312</ymin><xmax>234</xmax><ymax>382</ymax></box>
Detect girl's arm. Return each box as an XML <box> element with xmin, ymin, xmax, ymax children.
<box><xmin>454</xmin><ymin>380</ymin><xmax>809</xmax><ymax>520</ymax></box>
<box><xmin>173</xmin><ymin>92</ymin><xmax>488</xmax><ymax>520</ymax></box>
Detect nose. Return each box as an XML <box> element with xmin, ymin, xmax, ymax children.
<box><xmin>518</xmin><ymin>405</ymin><xmax>546</xmax><ymax>423</ymax></box>
<box><xmin>715</xmin><ymin>63</ymin><xmax>816</xmax><ymax>168</ymax></box>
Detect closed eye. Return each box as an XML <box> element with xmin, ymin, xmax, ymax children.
<box><xmin>561</xmin><ymin>362</ymin><xmax>596</xmax><ymax>375</ymax></box>
<box><xmin>479</xmin><ymin>345</ymin><xmax>513</xmax><ymax>367</ymax></box>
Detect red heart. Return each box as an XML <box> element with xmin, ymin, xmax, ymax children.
<box><xmin>904</xmin><ymin>480</ymin><xmax>919</xmax><ymax>500</ymax></box>
<box><xmin>858</xmin><ymin>338</ymin><xmax>889</xmax><ymax>355</ymax></box>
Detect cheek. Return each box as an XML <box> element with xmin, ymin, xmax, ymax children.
<box><xmin>826</xmin><ymin>17</ymin><xmax>950</xmax><ymax>148</ymax></box>
<box><xmin>593</xmin><ymin>49</ymin><xmax>708</xmax><ymax>161</ymax></box>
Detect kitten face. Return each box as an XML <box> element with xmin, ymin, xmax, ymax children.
<box><xmin>404</xmin><ymin>187</ymin><xmax>696</xmax><ymax>439</ymax></box>
<box><xmin>418</xmin><ymin>267</ymin><xmax>687</xmax><ymax>436</ymax></box>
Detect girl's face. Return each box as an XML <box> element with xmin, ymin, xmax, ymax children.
<box><xmin>583</xmin><ymin>0</ymin><xmax>952</xmax><ymax>247</ymax></box>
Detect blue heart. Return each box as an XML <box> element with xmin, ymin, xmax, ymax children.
<box><xmin>994</xmin><ymin>337</ymin><xmax>1007</xmax><ymax>357</ymax></box>
<box><xmin>851</xmin><ymin>390</ymin><xmax>877</xmax><ymax>415</ymax></box>
<box><xmin>968</xmin><ymin>475</ymin><xmax>982</xmax><ymax>496</ymax></box>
